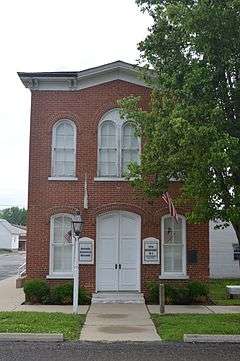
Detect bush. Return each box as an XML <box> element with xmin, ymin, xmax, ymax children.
<box><xmin>146</xmin><ymin>280</ymin><xmax>209</xmax><ymax>305</ymax></box>
<box><xmin>50</xmin><ymin>283</ymin><xmax>91</xmax><ymax>305</ymax></box>
<box><xmin>171</xmin><ymin>286</ymin><xmax>192</xmax><ymax>305</ymax></box>
<box><xmin>146</xmin><ymin>281</ymin><xmax>159</xmax><ymax>304</ymax></box>
<box><xmin>24</xmin><ymin>279</ymin><xmax>91</xmax><ymax>305</ymax></box>
<box><xmin>24</xmin><ymin>279</ymin><xmax>50</xmax><ymax>304</ymax></box>
<box><xmin>50</xmin><ymin>283</ymin><xmax>73</xmax><ymax>305</ymax></box>
<box><xmin>187</xmin><ymin>281</ymin><xmax>209</xmax><ymax>302</ymax></box>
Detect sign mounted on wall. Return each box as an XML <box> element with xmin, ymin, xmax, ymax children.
<box><xmin>142</xmin><ymin>237</ymin><xmax>160</xmax><ymax>264</ymax></box>
<box><xmin>79</xmin><ymin>237</ymin><xmax>94</xmax><ymax>264</ymax></box>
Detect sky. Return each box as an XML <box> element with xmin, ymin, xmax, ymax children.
<box><xmin>0</xmin><ymin>0</ymin><xmax>151</xmax><ymax>210</ymax></box>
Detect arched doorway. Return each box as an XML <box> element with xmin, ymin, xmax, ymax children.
<box><xmin>96</xmin><ymin>211</ymin><xmax>141</xmax><ymax>292</ymax></box>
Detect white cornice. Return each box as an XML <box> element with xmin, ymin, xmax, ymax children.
<box><xmin>18</xmin><ymin>61</ymin><xmax>151</xmax><ymax>91</ymax></box>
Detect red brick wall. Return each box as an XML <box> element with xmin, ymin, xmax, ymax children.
<box><xmin>26</xmin><ymin>79</ymin><xmax>209</xmax><ymax>295</ymax></box>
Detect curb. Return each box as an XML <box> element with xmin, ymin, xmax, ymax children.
<box><xmin>184</xmin><ymin>334</ymin><xmax>240</xmax><ymax>343</ymax></box>
<box><xmin>0</xmin><ymin>333</ymin><xmax>64</xmax><ymax>342</ymax></box>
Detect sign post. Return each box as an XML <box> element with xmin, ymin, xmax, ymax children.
<box><xmin>73</xmin><ymin>235</ymin><xmax>80</xmax><ymax>314</ymax></box>
<box><xmin>159</xmin><ymin>283</ymin><xmax>165</xmax><ymax>314</ymax></box>
<box><xmin>71</xmin><ymin>210</ymin><xmax>84</xmax><ymax>315</ymax></box>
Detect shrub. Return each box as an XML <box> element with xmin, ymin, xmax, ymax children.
<box><xmin>145</xmin><ymin>280</ymin><xmax>209</xmax><ymax>305</ymax></box>
<box><xmin>187</xmin><ymin>281</ymin><xmax>209</xmax><ymax>302</ymax></box>
<box><xmin>170</xmin><ymin>286</ymin><xmax>192</xmax><ymax>305</ymax></box>
<box><xmin>50</xmin><ymin>283</ymin><xmax>73</xmax><ymax>305</ymax></box>
<box><xmin>50</xmin><ymin>283</ymin><xmax>91</xmax><ymax>305</ymax></box>
<box><xmin>24</xmin><ymin>279</ymin><xmax>50</xmax><ymax>304</ymax></box>
<box><xmin>146</xmin><ymin>280</ymin><xmax>159</xmax><ymax>304</ymax></box>
<box><xmin>78</xmin><ymin>287</ymin><xmax>91</xmax><ymax>305</ymax></box>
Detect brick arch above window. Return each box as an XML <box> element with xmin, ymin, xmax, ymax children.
<box><xmin>45</xmin><ymin>206</ymin><xmax>81</xmax><ymax>223</ymax></box>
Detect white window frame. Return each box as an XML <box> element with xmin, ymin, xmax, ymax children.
<box><xmin>51</xmin><ymin>119</ymin><xmax>77</xmax><ymax>179</ymax></box>
<box><xmin>48</xmin><ymin>213</ymin><xmax>74</xmax><ymax>278</ymax></box>
<box><xmin>161</xmin><ymin>214</ymin><xmax>187</xmax><ymax>277</ymax></box>
<box><xmin>97</xmin><ymin>109</ymin><xmax>140</xmax><ymax>179</ymax></box>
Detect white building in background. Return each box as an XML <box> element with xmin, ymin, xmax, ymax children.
<box><xmin>0</xmin><ymin>219</ymin><xmax>26</xmax><ymax>251</ymax></box>
<box><xmin>210</xmin><ymin>221</ymin><xmax>240</xmax><ymax>278</ymax></box>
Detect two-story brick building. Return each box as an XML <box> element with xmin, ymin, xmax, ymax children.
<box><xmin>18</xmin><ymin>61</ymin><xmax>209</xmax><ymax>298</ymax></box>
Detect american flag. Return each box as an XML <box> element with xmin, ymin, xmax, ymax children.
<box><xmin>162</xmin><ymin>192</ymin><xmax>178</xmax><ymax>222</ymax></box>
<box><xmin>64</xmin><ymin>230</ymin><xmax>72</xmax><ymax>243</ymax></box>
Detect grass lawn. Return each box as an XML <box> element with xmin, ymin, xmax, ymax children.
<box><xmin>152</xmin><ymin>313</ymin><xmax>240</xmax><ymax>341</ymax></box>
<box><xmin>0</xmin><ymin>312</ymin><xmax>85</xmax><ymax>341</ymax></box>
<box><xmin>209</xmin><ymin>279</ymin><xmax>240</xmax><ymax>305</ymax></box>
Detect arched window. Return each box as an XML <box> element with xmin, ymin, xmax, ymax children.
<box><xmin>52</xmin><ymin>120</ymin><xmax>76</xmax><ymax>177</ymax></box>
<box><xmin>49</xmin><ymin>214</ymin><xmax>73</xmax><ymax>275</ymax></box>
<box><xmin>121</xmin><ymin>123</ymin><xmax>140</xmax><ymax>175</ymax></box>
<box><xmin>161</xmin><ymin>215</ymin><xmax>186</xmax><ymax>275</ymax></box>
<box><xmin>97</xmin><ymin>109</ymin><xmax>140</xmax><ymax>178</ymax></box>
<box><xmin>99</xmin><ymin>121</ymin><xmax>117</xmax><ymax>177</ymax></box>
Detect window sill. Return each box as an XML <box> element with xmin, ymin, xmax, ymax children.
<box><xmin>159</xmin><ymin>274</ymin><xmax>189</xmax><ymax>280</ymax></box>
<box><xmin>48</xmin><ymin>177</ymin><xmax>78</xmax><ymax>181</ymax></box>
<box><xmin>46</xmin><ymin>274</ymin><xmax>73</xmax><ymax>279</ymax></box>
<box><xmin>94</xmin><ymin>177</ymin><xmax>128</xmax><ymax>182</ymax></box>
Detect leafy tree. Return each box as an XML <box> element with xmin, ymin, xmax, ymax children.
<box><xmin>0</xmin><ymin>207</ymin><xmax>27</xmax><ymax>226</ymax></box>
<box><xmin>120</xmin><ymin>1</ymin><xmax>240</xmax><ymax>242</ymax></box>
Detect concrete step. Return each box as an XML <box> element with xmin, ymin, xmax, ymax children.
<box><xmin>92</xmin><ymin>292</ymin><xmax>145</xmax><ymax>304</ymax></box>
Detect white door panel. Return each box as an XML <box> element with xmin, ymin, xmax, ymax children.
<box><xmin>97</xmin><ymin>213</ymin><xmax>119</xmax><ymax>291</ymax></box>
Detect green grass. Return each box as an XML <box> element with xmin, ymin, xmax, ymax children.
<box><xmin>209</xmin><ymin>279</ymin><xmax>240</xmax><ymax>305</ymax></box>
<box><xmin>0</xmin><ymin>312</ymin><xmax>85</xmax><ymax>341</ymax></box>
<box><xmin>152</xmin><ymin>313</ymin><xmax>240</xmax><ymax>341</ymax></box>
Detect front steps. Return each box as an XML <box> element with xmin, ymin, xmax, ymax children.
<box><xmin>91</xmin><ymin>292</ymin><xmax>145</xmax><ymax>304</ymax></box>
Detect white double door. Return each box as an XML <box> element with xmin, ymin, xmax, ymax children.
<box><xmin>96</xmin><ymin>211</ymin><xmax>141</xmax><ymax>292</ymax></box>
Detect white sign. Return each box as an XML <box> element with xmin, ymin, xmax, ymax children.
<box><xmin>79</xmin><ymin>237</ymin><xmax>94</xmax><ymax>264</ymax></box>
<box><xmin>142</xmin><ymin>237</ymin><xmax>160</xmax><ymax>264</ymax></box>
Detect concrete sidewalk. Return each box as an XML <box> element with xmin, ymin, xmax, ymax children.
<box><xmin>80</xmin><ymin>304</ymin><xmax>160</xmax><ymax>341</ymax></box>
<box><xmin>148</xmin><ymin>305</ymin><xmax>240</xmax><ymax>314</ymax></box>
<box><xmin>0</xmin><ymin>277</ymin><xmax>89</xmax><ymax>314</ymax></box>
<box><xmin>0</xmin><ymin>277</ymin><xmax>24</xmax><ymax>311</ymax></box>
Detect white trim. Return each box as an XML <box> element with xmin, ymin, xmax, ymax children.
<box><xmin>161</xmin><ymin>214</ymin><xmax>187</xmax><ymax>277</ymax></box>
<box><xmin>48</xmin><ymin>177</ymin><xmax>78</xmax><ymax>181</ymax></box>
<box><xmin>96</xmin><ymin>211</ymin><xmax>141</xmax><ymax>292</ymax></box>
<box><xmin>18</xmin><ymin>61</ymin><xmax>151</xmax><ymax>91</ymax></box>
<box><xmin>159</xmin><ymin>275</ymin><xmax>189</xmax><ymax>280</ymax></box>
<box><xmin>51</xmin><ymin>119</ymin><xmax>77</xmax><ymax>178</ymax></box>
<box><xmin>49</xmin><ymin>213</ymin><xmax>74</xmax><ymax>276</ymax></box>
<box><xmin>46</xmin><ymin>274</ymin><xmax>73</xmax><ymax>279</ymax></box>
<box><xmin>94</xmin><ymin>177</ymin><xmax>127</xmax><ymax>182</ymax></box>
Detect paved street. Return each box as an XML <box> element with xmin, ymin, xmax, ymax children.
<box><xmin>0</xmin><ymin>252</ymin><xmax>25</xmax><ymax>281</ymax></box>
<box><xmin>0</xmin><ymin>341</ymin><xmax>240</xmax><ymax>361</ymax></box>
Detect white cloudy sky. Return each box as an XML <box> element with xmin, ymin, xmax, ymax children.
<box><xmin>0</xmin><ymin>0</ymin><xmax>151</xmax><ymax>209</ymax></box>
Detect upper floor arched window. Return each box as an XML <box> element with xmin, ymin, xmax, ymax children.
<box><xmin>121</xmin><ymin>122</ymin><xmax>140</xmax><ymax>175</ymax></box>
<box><xmin>97</xmin><ymin>109</ymin><xmax>140</xmax><ymax>178</ymax></box>
<box><xmin>52</xmin><ymin>119</ymin><xmax>76</xmax><ymax>178</ymax></box>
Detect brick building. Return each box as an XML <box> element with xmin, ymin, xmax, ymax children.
<box><xmin>18</xmin><ymin>61</ymin><xmax>209</xmax><ymax>297</ymax></box>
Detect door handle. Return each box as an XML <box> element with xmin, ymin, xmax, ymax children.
<box><xmin>115</xmin><ymin>264</ymin><xmax>118</xmax><ymax>269</ymax></box>
<box><xmin>119</xmin><ymin>264</ymin><xmax>121</xmax><ymax>270</ymax></box>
